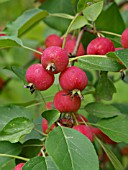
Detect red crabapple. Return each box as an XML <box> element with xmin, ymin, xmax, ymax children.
<box><xmin>42</xmin><ymin>118</ymin><xmax>55</xmax><ymax>133</ymax></box>
<box><xmin>0</xmin><ymin>33</ymin><xmax>6</xmax><ymax>36</ymax></box>
<box><xmin>0</xmin><ymin>77</ymin><xmax>4</xmax><ymax>89</ymax></box>
<box><xmin>54</xmin><ymin>90</ymin><xmax>81</xmax><ymax>113</ymax></box>
<box><xmin>59</xmin><ymin>66</ymin><xmax>88</xmax><ymax>91</ymax></box>
<box><xmin>121</xmin><ymin>28</ymin><xmax>128</xmax><ymax>48</ymax></box>
<box><xmin>121</xmin><ymin>146</ymin><xmax>128</xmax><ymax>155</ymax></box>
<box><xmin>33</xmin><ymin>46</ymin><xmax>44</xmax><ymax>59</ymax></box>
<box><xmin>14</xmin><ymin>163</ymin><xmax>24</xmax><ymax>170</ymax></box>
<box><xmin>87</xmin><ymin>37</ymin><xmax>115</xmax><ymax>55</ymax></box>
<box><xmin>45</xmin><ymin>34</ymin><xmax>62</xmax><ymax>48</ymax></box>
<box><xmin>73</xmin><ymin>125</ymin><xmax>93</xmax><ymax>142</ymax></box>
<box><xmin>44</xmin><ymin>101</ymin><xmax>54</xmax><ymax>110</ymax></box>
<box><xmin>115</xmin><ymin>47</ymin><xmax>123</xmax><ymax>51</ymax></box>
<box><xmin>61</xmin><ymin>34</ymin><xmax>76</xmax><ymax>41</ymax></box>
<box><xmin>90</xmin><ymin>127</ymin><xmax>101</xmax><ymax>136</ymax></box>
<box><xmin>64</xmin><ymin>39</ymin><xmax>85</xmax><ymax>56</ymax></box>
<box><xmin>91</xmin><ymin>127</ymin><xmax>116</xmax><ymax>145</ymax></box>
<box><xmin>25</xmin><ymin>64</ymin><xmax>54</xmax><ymax>92</ymax></box>
<box><xmin>41</xmin><ymin>46</ymin><xmax>69</xmax><ymax>74</ymax></box>
<box><xmin>42</xmin><ymin>119</ymin><xmax>48</xmax><ymax>133</ymax></box>
<box><xmin>99</xmin><ymin>131</ymin><xmax>117</xmax><ymax>145</ymax></box>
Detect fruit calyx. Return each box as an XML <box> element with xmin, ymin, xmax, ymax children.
<box><xmin>46</xmin><ymin>63</ymin><xmax>56</xmax><ymax>72</ymax></box>
<box><xmin>24</xmin><ymin>83</ymin><xmax>35</xmax><ymax>94</ymax></box>
<box><xmin>72</xmin><ymin>89</ymin><xmax>84</xmax><ymax>100</ymax></box>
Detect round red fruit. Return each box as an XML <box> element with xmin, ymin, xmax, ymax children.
<box><xmin>99</xmin><ymin>131</ymin><xmax>117</xmax><ymax>145</ymax></box>
<box><xmin>121</xmin><ymin>28</ymin><xmax>128</xmax><ymax>48</ymax></box>
<box><xmin>45</xmin><ymin>34</ymin><xmax>62</xmax><ymax>48</ymax></box>
<box><xmin>91</xmin><ymin>127</ymin><xmax>116</xmax><ymax>145</ymax></box>
<box><xmin>54</xmin><ymin>90</ymin><xmax>81</xmax><ymax>113</ymax></box>
<box><xmin>73</xmin><ymin>125</ymin><xmax>93</xmax><ymax>142</ymax></box>
<box><xmin>90</xmin><ymin>127</ymin><xmax>101</xmax><ymax>136</ymax></box>
<box><xmin>64</xmin><ymin>39</ymin><xmax>85</xmax><ymax>56</ymax></box>
<box><xmin>121</xmin><ymin>146</ymin><xmax>128</xmax><ymax>155</ymax></box>
<box><xmin>42</xmin><ymin>118</ymin><xmax>54</xmax><ymax>133</ymax></box>
<box><xmin>59</xmin><ymin>66</ymin><xmax>88</xmax><ymax>91</ymax></box>
<box><xmin>0</xmin><ymin>77</ymin><xmax>4</xmax><ymax>89</ymax></box>
<box><xmin>115</xmin><ymin>47</ymin><xmax>123</xmax><ymax>51</ymax></box>
<box><xmin>34</xmin><ymin>46</ymin><xmax>44</xmax><ymax>59</ymax></box>
<box><xmin>61</xmin><ymin>34</ymin><xmax>76</xmax><ymax>41</ymax></box>
<box><xmin>14</xmin><ymin>163</ymin><xmax>24</xmax><ymax>170</ymax></box>
<box><xmin>0</xmin><ymin>33</ymin><xmax>6</xmax><ymax>36</ymax></box>
<box><xmin>87</xmin><ymin>37</ymin><xmax>115</xmax><ymax>55</ymax></box>
<box><xmin>44</xmin><ymin>101</ymin><xmax>54</xmax><ymax>110</ymax></box>
<box><xmin>26</xmin><ymin>64</ymin><xmax>54</xmax><ymax>91</ymax></box>
<box><xmin>41</xmin><ymin>46</ymin><xmax>69</xmax><ymax>74</ymax></box>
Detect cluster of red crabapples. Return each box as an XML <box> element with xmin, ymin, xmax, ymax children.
<box><xmin>25</xmin><ymin>33</ymin><xmax>93</xmax><ymax>141</ymax></box>
<box><xmin>26</xmin><ymin>33</ymin><xmax>88</xmax><ymax>112</ymax></box>
<box><xmin>15</xmin><ymin>27</ymin><xmax>128</xmax><ymax>170</ymax></box>
<box><xmin>25</xmin><ymin>27</ymin><xmax>128</xmax><ymax>144</ymax></box>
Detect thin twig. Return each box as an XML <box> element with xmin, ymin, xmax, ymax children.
<box><xmin>70</xmin><ymin>28</ymin><xmax>85</xmax><ymax>66</ymax></box>
<box><xmin>0</xmin><ymin>154</ymin><xmax>29</xmax><ymax>162</ymax></box>
<box><xmin>72</xmin><ymin>29</ymin><xmax>84</xmax><ymax>56</ymax></box>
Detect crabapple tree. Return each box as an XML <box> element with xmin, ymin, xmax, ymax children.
<box><xmin>0</xmin><ymin>0</ymin><xmax>128</xmax><ymax>170</ymax></box>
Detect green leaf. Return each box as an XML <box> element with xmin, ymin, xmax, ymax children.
<box><xmin>77</xmin><ymin>0</ymin><xmax>102</xmax><ymax>12</ymax></box>
<box><xmin>96</xmin><ymin>2</ymin><xmax>125</xmax><ymax>34</ymax></box>
<box><xmin>20</xmin><ymin>139</ymin><xmax>43</xmax><ymax>159</ymax></box>
<box><xmin>46</xmin><ymin>126</ymin><xmax>99</xmax><ymax>170</ymax></box>
<box><xmin>112</xmin><ymin>103</ymin><xmax>128</xmax><ymax>115</ymax></box>
<box><xmin>121</xmin><ymin>9</ymin><xmax>128</xmax><ymax>28</ymax></box>
<box><xmin>76</xmin><ymin>56</ymin><xmax>124</xmax><ymax>71</ymax></box>
<box><xmin>0</xmin><ymin>105</ymin><xmax>33</xmax><ymax>130</ymax></box>
<box><xmin>83</xmin><ymin>1</ymin><xmax>103</xmax><ymax>21</ymax></box>
<box><xmin>0</xmin><ymin>117</ymin><xmax>34</xmax><ymax>143</ymax></box>
<box><xmin>13</xmin><ymin>100</ymin><xmax>41</xmax><ymax>107</ymax></box>
<box><xmin>77</xmin><ymin>0</ymin><xmax>89</xmax><ymax>12</ymax></box>
<box><xmin>45</xmin><ymin>156</ymin><xmax>59</xmax><ymax>170</ymax></box>
<box><xmin>24</xmin><ymin>116</ymin><xmax>43</xmax><ymax>142</ymax></box>
<box><xmin>0</xmin><ymin>36</ymin><xmax>23</xmax><ymax>49</ymax></box>
<box><xmin>97</xmin><ymin>115</ymin><xmax>128</xmax><ymax>143</ymax></box>
<box><xmin>95</xmin><ymin>137</ymin><xmax>124</xmax><ymax>170</ymax></box>
<box><xmin>22</xmin><ymin>156</ymin><xmax>58</xmax><ymax>170</ymax></box>
<box><xmin>40</xmin><ymin>0</ymin><xmax>75</xmax><ymax>33</ymax></box>
<box><xmin>70</xmin><ymin>0</ymin><xmax>78</xmax><ymax>6</ymax></box>
<box><xmin>11</xmin><ymin>66</ymin><xmax>26</xmax><ymax>83</ymax></box>
<box><xmin>95</xmin><ymin>71</ymin><xmax>116</xmax><ymax>100</ymax></box>
<box><xmin>85</xmin><ymin>102</ymin><xmax>121</xmax><ymax>118</ymax></box>
<box><xmin>5</xmin><ymin>9</ymin><xmax>48</xmax><ymax>36</ymax></box>
<box><xmin>0</xmin><ymin>141</ymin><xmax>22</xmax><ymax>167</ymax></box>
<box><xmin>108</xmin><ymin>49</ymin><xmax>128</xmax><ymax>68</ymax></box>
<box><xmin>50</xmin><ymin>13</ymin><xmax>74</xmax><ymax>20</ymax></box>
<box><xmin>41</xmin><ymin>109</ymin><xmax>60</xmax><ymax>128</ymax></box>
<box><xmin>70</xmin><ymin>15</ymin><xmax>89</xmax><ymax>31</ymax></box>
